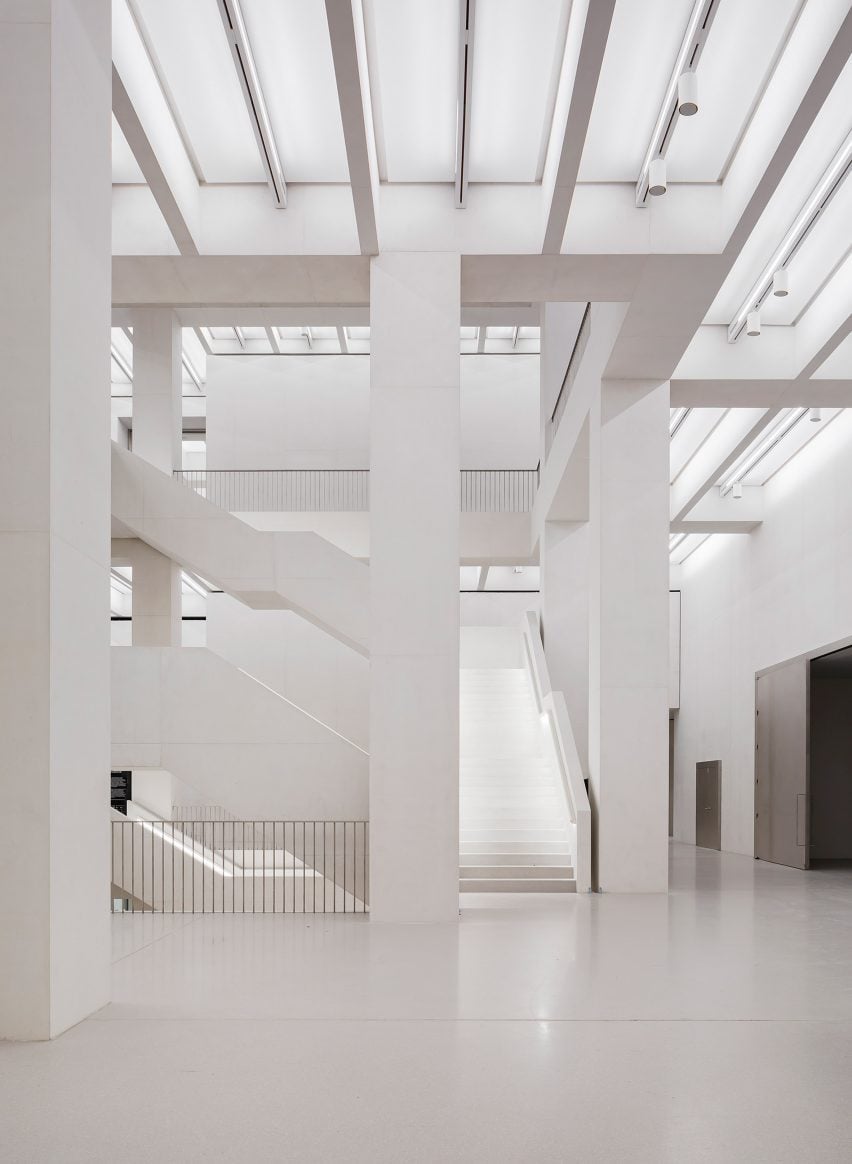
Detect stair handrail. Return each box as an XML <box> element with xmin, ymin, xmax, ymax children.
<box><xmin>520</xmin><ymin>610</ymin><xmax>592</xmax><ymax>893</ymax></box>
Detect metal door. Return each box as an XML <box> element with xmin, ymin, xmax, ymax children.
<box><xmin>696</xmin><ymin>761</ymin><xmax>721</xmax><ymax>849</ymax></box>
<box><xmin>755</xmin><ymin>660</ymin><xmax>809</xmax><ymax>868</ymax></box>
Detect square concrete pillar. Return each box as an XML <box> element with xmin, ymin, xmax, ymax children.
<box><xmin>369</xmin><ymin>254</ymin><xmax>460</xmax><ymax>922</ymax></box>
<box><xmin>131</xmin><ymin>309</ymin><xmax>182</xmax><ymax>474</ymax></box>
<box><xmin>130</xmin><ymin>308</ymin><xmax>182</xmax><ymax>637</ymax></box>
<box><xmin>0</xmin><ymin>0</ymin><xmax>111</xmax><ymax>1039</ymax></box>
<box><xmin>588</xmin><ymin>379</ymin><xmax>670</xmax><ymax>892</ymax></box>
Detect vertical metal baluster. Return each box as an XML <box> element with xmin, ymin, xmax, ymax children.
<box><xmin>203</xmin><ymin>821</ymin><xmax>207</xmax><ymax>915</ymax></box>
<box><xmin>313</xmin><ymin>821</ymin><xmax>317</xmax><ymax>912</ymax></box>
<box><xmin>121</xmin><ymin>823</ymin><xmax>125</xmax><ymax>912</ymax></box>
<box><xmin>273</xmin><ymin>821</ymin><xmax>278</xmax><ymax>914</ymax></box>
<box><xmin>362</xmin><ymin>822</ymin><xmax>367</xmax><ymax>913</ymax></box>
<box><xmin>131</xmin><ymin>821</ymin><xmax>135</xmax><ymax>913</ymax></box>
<box><xmin>343</xmin><ymin>821</ymin><xmax>348</xmax><ymax>913</ymax></box>
<box><xmin>252</xmin><ymin>820</ymin><xmax>256</xmax><ymax>914</ymax></box>
<box><xmin>302</xmin><ymin>821</ymin><xmax>306</xmax><ymax>914</ymax></box>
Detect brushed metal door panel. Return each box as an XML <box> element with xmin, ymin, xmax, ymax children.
<box><xmin>696</xmin><ymin>761</ymin><xmax>721</xmax><ymax>850</ymax></box>
<box><xmin>755</xmin><ymin>661</ymin><xmax>809</xmax><ymax>869</ymax></box>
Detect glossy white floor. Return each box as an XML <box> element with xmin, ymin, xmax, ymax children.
<box><xmin>2</xmin><ymin>843</ymin><xmax>852</xmax><ymax>1162</ymax></box>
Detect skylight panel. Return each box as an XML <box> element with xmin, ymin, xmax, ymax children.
<box><xmin>364</xmin><ymin>0</ymin><xmax>458</xmax><ymax>181</ymax></box>
<box><xmin>131</xmin><ymin>0</ymin><xmax>265</xmax><ymax>182</ymax></box>
<box><xmin>468</xmin><ymin>0</ymin><xmax>569</xmax><ymax>182</ymax></box>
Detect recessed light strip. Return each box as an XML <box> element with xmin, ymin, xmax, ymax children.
<box><xmin>728</xmin><ymin>129</ymin><xmax>852</xmax><ymax>342</ymax></box>
<box><xmin>669</xmin><ymin>406</ymin><xmax>691</xmax><ymax>437</ymax></box>
<box><xmin>635</xmin><ymin>0</ymin><xmax>719</xmax><ymax>207</ymax></box>
<box><xmin>454</xmin><ymin>0</ymin><xmax>476</xmax><ymax>209</ymax></box>
<box><xmin>719</xmin><ymin>408</ymin><xmax>807</xmax><ymax>494</ymax></box>
<box><xmin>217</xmin><ymin>0</ymin><xmax>287</xmax><ymax>208</ymax></box>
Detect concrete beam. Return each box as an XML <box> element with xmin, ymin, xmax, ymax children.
<box><xmin>112</xmin><ymin>68</ymin><xmax>199</xmax><ymax>257</ymax></box>
<box><xmin>541</xmin><ymin>0</ymin><xmax>616</xmax><ymax>254</ymax></box>
<box><xmin>671</xmin><ymin>378</ymin><xmax>852</xmax><ymax>408</ymax></box>
<box><xmin>112</xmin><ymin>255</ymin><xmax>371</xmax><ymax>309</ymax></box>
<box><xmin>671</xmin><ymin>486</ymin><xmax>764</xmax><ymax>534</ymax></box>
<box><xmin>324</xmin><ymin>0</ymin><xmax>379</xmax><ymax>256</ymax></box>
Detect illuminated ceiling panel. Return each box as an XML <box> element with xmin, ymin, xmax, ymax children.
<box><xmin>665</xmin><ymin>0</ymin><xmax>804</xmax><ymax>182</ymax></box>
<box><xmin>241</xmin><ymin>0</ymin><xmax>349</xmax><ymax>181</ymax></box>
<box><xmin>112</xmin><ymin>114</ymin><xmax>144</xmax><ymax>183</ymax></box>
<box><xmin>706</xmin><ymin>55</ymin><xmax>852</xmax><ymax>324</ymax></box>
<box><xmin>578</xmin><ymin>0</ymin><xmax>694</xmax><ymax>182</ymax></box>
<box><xmin>132</xmin><ymin>0</ymin><xmax>265</xmax><ymax>182</ymax></box>
<box><xmin>467</xmin><ymin>0</ymin><xmax>570</xmax><ymax>183</ymax></box>
<box><xmin>364</xmin><ymin>0</ymin><xmax>458</xmax><ymax>181</ymax></box>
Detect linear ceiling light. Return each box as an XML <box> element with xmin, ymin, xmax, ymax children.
<box><xmin>669</xmin><ymin>532</ymin><xmax>687</xmax><ymax>553</ymax></box>
<box><xmin>181</xmin><ymin>352</ymin><xmax>202</xmax><ymax>390</ymax></box>
<box><xmin>669</xmin><ymin>406</ymin><xmax>691</xmax><ymax>437</ymax></box>
<box><xmin>110</xmin><ymin>569</ymin><xmax>132</xmax><ymax>593</ymax></box>
<box><xmin>719</xmin><ymin>408</ymin><xmax>807</xmax><ymax>494</ymax></box>
<box><xmin>728</xmin><ymin>129</ymin><xmax>852</xmax><ymax>342</ymax></box>
<box><xmin>454</xmin><ymin>0</ymin><xmax>476</xmax><ymax>208</ymax></box>
<box><xmin>217</xmin><ymin>0</ymin><xmax>287</xmax><ymax>208</ymax></box>
<box><xmin>635</xmin><ymin>0</ymin><xmax>719</xmax><ymax>207</ymax></box>
<box><xmin>181</xmin><ymin>571</ymin><xmax>211</xmax><ymax>598</ymax></box>
<box><xmin>110</xmin><ymin>343</ymin><xmax>133</xmax><ymax>381</ymax></box>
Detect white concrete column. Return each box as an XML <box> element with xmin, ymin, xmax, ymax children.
<box><xmin>588</xmin><ymin>379</ymin><xmax>670</xmax><ymax>892</ymax></box>
<box><xmin>369</xmin><ymin>254</ymin><xmax>460</xmax><ymax>922</ymax></box>
<box><xmin>130</xmin><ymin>309</ymin><xmax>182</xmax><ymax>639</ymax></box>
<box><xmin>0</xmin><ymin>0</ymin><xmax>111</xmax><ymax>1039</ymax></box>
<box><xmin>114</xmin><ymin>539</ymin><xmax>181</xmax><ymax>647</ymax></box>
<box><xmin>131</xmin><ymin>309</ymin><xmax>182</xmax><ymax>473</ymax></box>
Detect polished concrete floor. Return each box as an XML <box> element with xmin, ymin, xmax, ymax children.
<box><xmin>2</xmin><ymin>843</ymin><xmax>852</xmax><ymax>1162</ymax></box>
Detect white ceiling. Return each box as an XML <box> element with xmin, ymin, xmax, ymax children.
<box><xmin>108</xmin><ymin>0</ymin><xmax>852</xmax><ymax>565</ymax></box>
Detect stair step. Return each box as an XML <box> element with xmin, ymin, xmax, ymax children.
<box><xmin>460</xmin><ymin>841</ymin><xmax>573</xmax><ymax>855</ymax></box>
<box><xmin>459</xmin><ymin>878</ymin><xmax>577</xmax><ymax>893</ymax></box>
<box><xmin>459</xmin><ymin>864</ymin><xmax>574</xmax><ymax>879</ymax></box>
<box><xmin>460</xmin><ymin>852</ymin><xmax>573</xmax><ymax>867</ymax></box>
<box><xmin>458</xmin><ymin>833</ymin><xmax>572</xmax><ymax>842</ymax></box>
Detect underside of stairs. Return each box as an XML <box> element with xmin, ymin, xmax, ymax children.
<box><xmin>459</xmin><ymin>666</ymin><xmax>575</xmax><ymax>893</ymax></box>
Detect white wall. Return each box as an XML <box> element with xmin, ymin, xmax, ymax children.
<box><xmin>207</xmin><ymin>355</ymin><xmax>370</xmax><ymax>469</ymax></box>
<box><xmin>206</xmin><ymin>593</ymin><xmax>369</xmax><ymax>748</ymax></box>
<box><xmin>130</xmin><ymin>770</ymin><xmax>172</xmax><ymax>819</ymax></box>
<box><xmin>112</xmin><ymin>646</ymin><xmax>368</xmax><ymax>820</ymax></box>
<box><xmin>460</xmin><ymin>592</ymin><xmax>540</xmax><ymax>627</ymax></box>
<box><xmin>674</xmin><ymin>412</ymin><xmax>852</xmax><ymax>856</ymax></box>
<box><xmin>206</xmin><ymin>354</ymin><xmax>539</xmax><ymax>470</ymax></box>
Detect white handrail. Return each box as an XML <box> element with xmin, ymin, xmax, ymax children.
<box><xmin>521</xmin><ymin>610</ymin><xmax>592</xmax><ymax>893</ymax></box>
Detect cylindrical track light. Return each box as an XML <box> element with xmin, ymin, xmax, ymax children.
<box><xmin>648</xmin><ymin>157</ymin><xmax>667</xmax><ymax>197</ymax></box>
<box><xmin>732</xmin><ymin>482</ymin><xmax>743</xmax><ymax>499</ymax></box>
<box><xmin>677</xmin><ymin>70</ymin><xmax>698</xmax><ymax>116</ymax></box>
<box><xmin>746</xmin><ymin>310</ymin><xmax>761</xmax><ymax>337</ymax></box>
<box><xmin>772</xmin><ymin>269</ymin><xmax>789</xmax><ymax>297</ymax></box>
<box><xmin>810</xmin><ymin>407</ymin><xmax>822</xmax><ymax>423</ymax></box>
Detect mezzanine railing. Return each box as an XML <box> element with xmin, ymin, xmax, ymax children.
<box><xmin>174</xmin><ymin>468</ymin><xmax>538</xmax><ymax>514</ymax></box>
<box><xmin>111</xmin><ymin>818</ymin><xmax>368</xmax><ymax>914</ymax></box>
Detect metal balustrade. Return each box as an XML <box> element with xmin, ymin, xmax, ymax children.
<box><xmin>111</xmin><ymin>818</ymin><xmax>369</xmax><ymax>914</ymax></box>
<box><xmin>174</xmin><ymin>468</ymin><xmax>538</xmax><ymax>513</ymax></box>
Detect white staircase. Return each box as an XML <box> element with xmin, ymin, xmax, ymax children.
<box><xmin>459</xmin><ymin>666</ymin><xmax>576</xmax><ymax>893</ymax></box>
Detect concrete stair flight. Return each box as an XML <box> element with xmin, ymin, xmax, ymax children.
<box><xmin>111</xmin><ymin>443</ymin><xmax>369</xmax><ymax>655</ymax></box>
<box><xmin>459</xmin><ymin>666</ymin><xmax>575</xmax><ymax>893</ymax></box>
